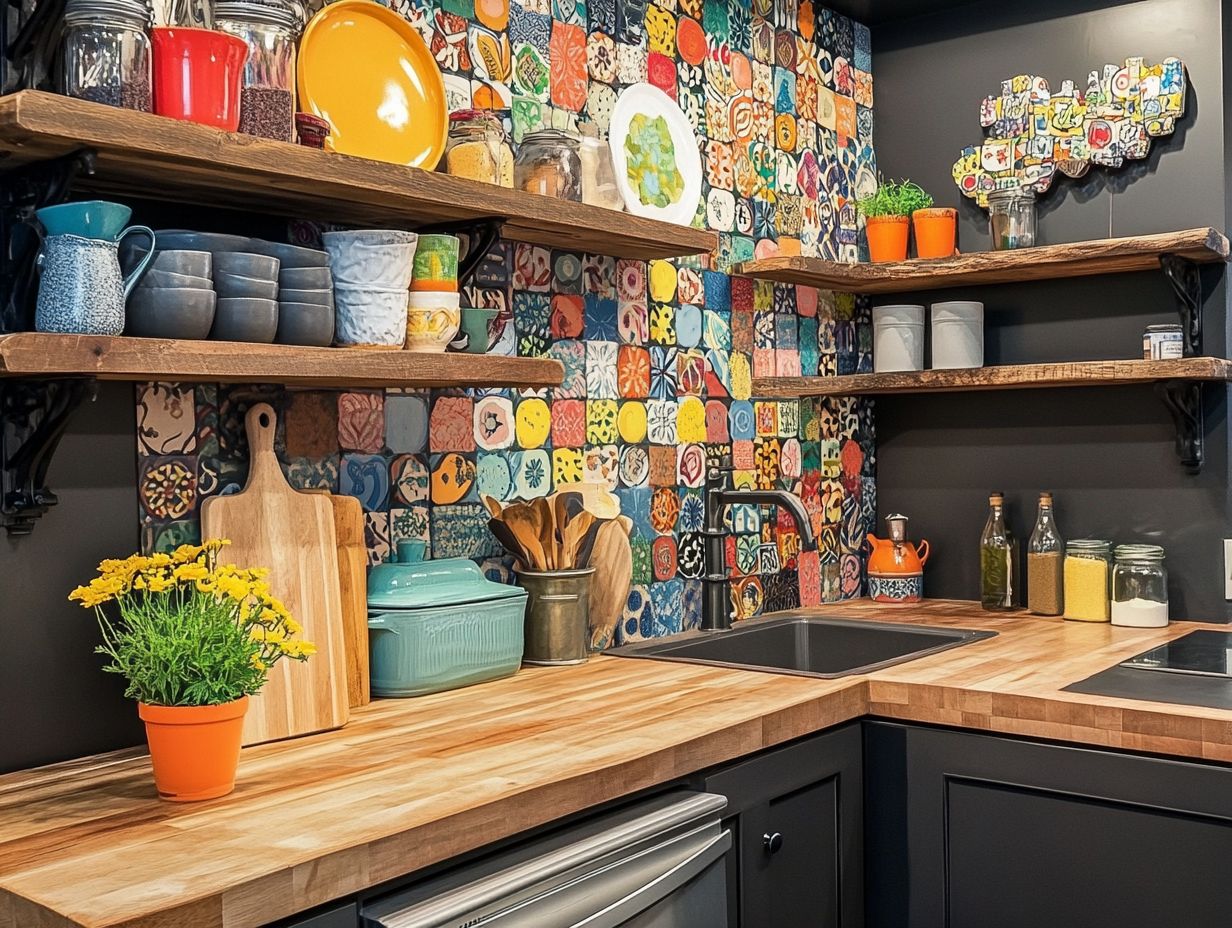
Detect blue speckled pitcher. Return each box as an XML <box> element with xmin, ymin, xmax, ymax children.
<box><xmin>35</xmin><ymin>228</ymin><xmax>154</xmax><ymax>335</ymax></box>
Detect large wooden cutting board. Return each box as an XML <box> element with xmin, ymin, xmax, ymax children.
<box><xmin>201</xmin><ymin>403</ymin><xmax>348</xmax><ymax>745</ymax></box>
<box><xmin>323</xmin><ymin>493</ymin><xmax>370</xmax><ymax>707</ymax></box>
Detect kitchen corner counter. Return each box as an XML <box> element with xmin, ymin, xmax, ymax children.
<box><xmin>3</xmin><ymin>600</ymin><xmax>1232</xmax><ymax>928</ymax></box>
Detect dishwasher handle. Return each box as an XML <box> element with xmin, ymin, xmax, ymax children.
<box><xmin>573</xmin><ymin>828</ymin><xmax>731</xmax><ymax>928</ymax></box>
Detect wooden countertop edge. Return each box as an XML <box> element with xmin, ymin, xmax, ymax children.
<box><xmin>4</xmin><ymin>602</ymin><xmax>1232</xmax><ymax>928</ymax></box>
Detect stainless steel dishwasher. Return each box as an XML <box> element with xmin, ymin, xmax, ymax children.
<box><xmin>361</xmin><ymin>791</ymin><xmax>730</xmax><ymax>928</ymax></box>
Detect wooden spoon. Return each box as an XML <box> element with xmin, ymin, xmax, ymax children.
<box><xmin>531</xmin><ymin>496</ymin><xmax>558</xmax><ymax>570</ymax></box>
<box><xmin>481</xmin><ymin>494</ymin><xmax>503</xmax><ymax>518</ymax></box>
<box><xmin>560</xmin><ymin>511</ymin><xmax>595</xmax><ymax>570</ymax></box>
<box><xmin>500</xmin><ymin>504</ymin><xmax>548</xmax><ymax>571</ymax></box>
<box><xmin>488</xmin><ymin>518</ymin><xmax>530</xmax><ymax>567</ymax></box>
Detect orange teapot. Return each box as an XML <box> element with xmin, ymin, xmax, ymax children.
<box><xmin>867</xmin><ymin>514</ymin><xmax>930</xmax><ymax>604</ymax></box>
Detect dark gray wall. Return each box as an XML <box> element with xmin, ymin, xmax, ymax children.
<box><xmin>872</xmin><ymin>0</ymin><xmax>1232</xmax><ymax>619</ymax></box>
<box><xmin>0</xmin><ymin>382</ymin><xmax>145</xmax><ymax>772</ymax></box>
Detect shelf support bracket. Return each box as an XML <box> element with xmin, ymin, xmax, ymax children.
<box><xmin>414</xmin><ymin>217</ymin><xmax>505</xmax><ymax>289</ymax></box>
<box><xmin>0</xmin><ymin>148</ymin><xmax>97</xmax><ymax>333</ymax></box>
<box><xmin>1</xmin><ymin>377</ymin><xmax>96</xmax><ymax>535</ymax></box>
<box><xmin>1155</xmin><ymin>379</ymin><xmax>1203</xmax><ymax>475</ymax></box>
<box><xmin>1159</xmin><ymin>253</ymin><xmax>1202</xmax><ymax>356</ymax></box>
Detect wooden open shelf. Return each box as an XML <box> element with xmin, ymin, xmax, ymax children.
<box><xmin>0</xmin><ymin>91</ymin><xmax>717</xmax><ymax>261</ymax></box>
<box><xmin>734</xmin><ymin>229</ymin><xmax>1230</xmax><ymax>293</ymax></box>
<box><xmin>753</xmin><ymin>357</ymin><xmax>1232</xmax><ymax>398</ymax></box>
<box><xmin>0</xmin><ymin>333</ymin><xmax>564</xmax><ymax>389</ymax></box>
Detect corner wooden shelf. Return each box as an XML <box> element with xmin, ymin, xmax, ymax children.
<box><xmin>0</xmin><ymin>333</ymin><xmax>564</xmax><ymax>389</ymax></box>
<box><xmin>753</xmin><ymin>358</ymin><xmax>1232</xmax><ymax>397</ymax></box>
<box><xmin>0</xmin><ymin>91</ymin><xmax>717</xmax><ymax>261</ymax></box>
<box><xmin>734</xmin><ymin>228</ymin><xmax>1229</xmax><ymax>293</ymax></box>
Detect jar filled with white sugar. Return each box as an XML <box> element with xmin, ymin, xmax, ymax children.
<box><xmin>1111</xmin><ymin>545</ymin><xmax>1169</xmax><ymax>628</ymax></box>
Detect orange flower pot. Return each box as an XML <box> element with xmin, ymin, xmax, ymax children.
<box><xmin>865</xmin><ymin>215</ymin><xmax>910</xmax><ymax>263</ymax></box>
<box><xmin>913</xmin><ymin>208</ymin><xmax>958</xmax><ymax>259</ymax></box>
<box><xmin>138</xmin><ymin>696</ymin><xmax>248</xmax><ymax>802</ymax></box>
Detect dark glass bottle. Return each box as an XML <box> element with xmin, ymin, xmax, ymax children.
<box><xmin>980</xmin><ymin>492</ymin><xmax>1018</xmax><ymax>610</ymax></box>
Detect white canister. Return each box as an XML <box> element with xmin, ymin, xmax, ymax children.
<box><xmin>872</xmin><ymin>304</ymin><xmax>925</xmax><ymax>373</ymax></box>
<box><xmin>930</xmin><ymin>301</ymin><xmax>984</xmax><ymax>369</ymax></box>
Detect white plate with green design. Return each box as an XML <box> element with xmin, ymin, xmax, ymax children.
<box><xmin>609</xmin><ymin>83</ymin><xmax>702</xmax><ymax>226</ymax></box>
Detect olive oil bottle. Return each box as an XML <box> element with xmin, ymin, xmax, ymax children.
<box><xmin>980</xmin><ymin>492</ymin><xmax>1018</xmax><ymax>610</ymax></box>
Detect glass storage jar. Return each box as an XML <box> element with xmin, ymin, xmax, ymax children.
<box><xmin>515</xmin><ymin>129</ymin><xmax>582</xmax><ymax>201</ymax></box>
<box><xmin>1063</xmin><ymin>539</ymin><xmax>1111</xmax><ymax>623</ymax></box>
<box><xmin>62</xmin><ymin>0</ymin><xmax>153</xmax><ymax>112</ymax></box>
<box><xmin>215</xmin><ymin>0</ymin><xmax>300</xmax><ymax>142</ymax></box>
<box><xmin>1112</xmin><ymin>544</ymin><xmax>1169</xmax><ymax>628</ymax></box>
<box><xmin>578</xmin><ymin>125</ymin><xmax>623</xmax><ymax>210</ymax></box>
<box><xmin>988</xmin><ymin>188</ymin><xmax>1036</xmax><ymax>250</ymax></box>
<box><xmin>445</xmin><ymin>110</ymin><xmax>513</xmax><ymax>186</ymax></box>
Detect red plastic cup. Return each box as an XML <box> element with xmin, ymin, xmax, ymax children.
<box><xmin>151</xmin><ymin>27</ymin><xmax>249</xmax><ymax>131</ymax></box>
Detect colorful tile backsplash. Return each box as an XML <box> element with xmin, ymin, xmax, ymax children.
<box><xmin>135</xmin><ymin>0</ymin><xmax>878</xmax><ymax>643</ymax></box>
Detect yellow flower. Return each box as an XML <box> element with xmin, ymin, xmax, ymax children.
<box><xmin>203</xmin><ymin>538</ymin><xmax>231</xmax><ymax>552</ymax></box>
<box><xmin>173</xmin><ymin>562</ymin><xmax>209</xmax><ymax>582</ymax></box>
<box><xmin>250</xmin><ymin>653</ymin><xmax>266</xmax><ymax>671</ymax></box>
<box><xmin>195</xmin><ymin>577</ymin><xmax>216</xmax><ymax>594</ymax></box>
<box><xmin>171</xmin><ymin>543</ymin><xmax>204</xmax><ymax>564</ymax></box>
<box><xmin>148</xmin><ymin>552</ymin><xmax>172</xmax><ymax>567</ymax></box>
<box><xmin>146</xmin><ymin>574</ymin><xmax>173</xmax><ymax>593</ymax></box>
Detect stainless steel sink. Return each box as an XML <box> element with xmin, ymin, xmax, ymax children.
<box><xmin>608</xmin><ymin>613</ymin><xmax>996</xmax><ymax>679</ymax></box>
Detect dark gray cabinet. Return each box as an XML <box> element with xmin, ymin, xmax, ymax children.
<box><xmin>865</xmin><ymin>722</ymin><xmax>1232</xmax><ymax>928</ymax></box>
<box><xmin>276</xmin><ymin>902</ymin><xmax>359</xmax><ymax>927</ymax></box>
<box><xmin>696</xmin><ymin>723</ymin><xmax>864</xmax><ymax>928</ymax></box>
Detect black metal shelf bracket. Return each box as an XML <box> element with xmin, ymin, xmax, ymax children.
<box><xmin>0</xmin><ymin>148</ymin><xmax>97</xmax><ymax>333</ymax></box>
<box><xmin>1155</xmin><ymin>379</ymin><xmax>1204</xmax><ymax>475</ymax></box>
<box><xmin>1159</xmin><ymin>252</ymin><xmax>1202</xmax><ymax>356</ymax></box>
<box><xmin>1</xmin><ymin>377</ymin><xmax>96</xmax><ymax>535</ymax></box>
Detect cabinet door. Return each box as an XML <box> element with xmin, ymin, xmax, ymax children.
<box><xmin>865</xmin><ymin>722</ymin><xmax>1232</xmax><ymax>928</ymax></box>
<box><xmin>272</xmin><ymin>901</ymin><xmax>360</xmax><ymax>928</ymax></box>
<box><xmin>700</xmin><ymin>723</ymin><xmax>863</xmax><ymax>928</ymax></box>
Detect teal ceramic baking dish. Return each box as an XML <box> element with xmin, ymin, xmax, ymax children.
<box><xmin>367</xmin><ymin>555</ymin><xmax>527</xmax><ymax>697</ymax></box>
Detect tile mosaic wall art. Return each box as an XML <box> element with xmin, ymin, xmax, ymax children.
<box><xmin>952</xmin><ymin>56</ymin><xmax>1186</xmax><ymax>206</ymax></box>
<box><xmin>135</xmin><ymin>0</ymin><xmax>878</xmax><ymax>643</ymax></box>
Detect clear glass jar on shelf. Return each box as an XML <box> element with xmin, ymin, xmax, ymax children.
<box><xmin>515</xmin><ymin>129</ymin><xmax>582</xmax><ymax>201</ymax></box>
<box><xmin>445</xmin><ymin>110</ymin><xmax>512</xmax><ymax>187</ymax></box>
<box><xmin>1112</xmin><ymin>544</ymin><xmax>1169</xmax><ymax>628</ymax></box>
<box><xmin>215</xmin><ymin>0</ymin><xmax>300</xmax><ymax>142</ymax></box>
<box><xmin>1063</xmin><ymin>539</ymin><xmax>1111</xmax><ymax>623</ymax></box>
<box><xmin>62</xmin><ymin>0</ymin><xmax>153</xmax><ymax>112</ymax></box>
<box><xmin>578</xmin><ymin>124</ymin><xmax>623</xmax><ymax>211</ymax></box>
<box><xmin>988</xmin><ymin>187</ymin><xmax>1036</xmax><ymax>250</ymax></box>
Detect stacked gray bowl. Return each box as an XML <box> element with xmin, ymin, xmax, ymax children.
<box><xmin>126</xmin><ymin>250</ymin><xmax>216</xmax><ymax>340</ymax></box>
<box><xmin>211</xmin><ymin>252</ymin><xmax>280</xmax><ymax>343</ymax></box>
<box><xmin>269</xmin><ymin>253</ymin><xmax>335</xmax><ymax>348</ymax></box>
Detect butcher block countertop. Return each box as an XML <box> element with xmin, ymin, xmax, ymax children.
<box><xmin>5</xmin><ymin>599</ymin><xmax>1232</xmax><ymax>928</ymax></box>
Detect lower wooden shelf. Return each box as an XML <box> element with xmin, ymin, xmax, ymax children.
<box><xmin>753</xmin><ymin>358</ymin><xmax>1232</xmax><ymax>397</ymax></box>
<box><xmin>0</xmin><ymin>333</ymin><xmax>564</xmax><ymax>389</ymax></box>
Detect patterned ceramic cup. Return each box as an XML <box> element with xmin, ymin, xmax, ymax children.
<box><xmin>35</xmin><ymin>228</ymin><xmax>155</xmax><ymax>335</ymax></box>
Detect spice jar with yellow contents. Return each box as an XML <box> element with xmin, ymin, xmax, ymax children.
<box><xmin>1063</xmin><ymin>539</ymin><xmax>1112</xmax><ymax>622</ymax></box>
<box><xmin>445</xmin><ymin>110</ymin><xmax>513</xmax><ymax>187</ymax></box>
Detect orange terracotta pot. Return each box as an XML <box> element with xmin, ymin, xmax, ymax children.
<box><xmin>913</xmin><ymin>208</ymin><xmax>958</xmax><ymax>259</ymax></box>
<box><xmin>865</xmin><ymin>215</ymin><xmax>910</xmax><ymax>263</ymax></box>
<box><xmin>138</xmin><ymin>696</ymin><xmax>248</xmax><ymax>802</ymax></box>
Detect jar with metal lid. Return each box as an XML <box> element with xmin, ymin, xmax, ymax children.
<box><xmin>1143</xmin><ymin>323</ymin><xmax>1184</xmax><ymax>360</ymax></box>
<box><xmin>215</xmin><ymin>0</ymin><xmax>300</xmax><ymax>141</ymax></box>
<box><xmin>988</xmin><ymin>188</ymin><xmax>1036</xmax><ymax>250</ymax></box>
<box><xmin>515</xmin><ymin>129</ymin><xmax>582</xmax><ymax>201</ymax></box>
<box><xmin>1063</xmin><ymin>539</ymin><xmax>1111</xmax><ymax>622</ymax></box>
<box><xmin>445</xmin><ymin>110</ymin><xmax>512</xmax><ymax>187</ymax></box>
<box><xmin>62</xmin><ymin>0</ymin><xmax>153</xmax><ymax>112</ymax></box>
<box><xmin>1111</xmin><ymin>544</ymin><xmax>1168</xmax><ymax>628</ymax></box>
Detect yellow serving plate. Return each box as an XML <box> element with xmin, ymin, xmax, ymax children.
<box><xmin>298</xmin><ymin>0</ymin><xmax>447</xmax><ymax>169</ymax></box>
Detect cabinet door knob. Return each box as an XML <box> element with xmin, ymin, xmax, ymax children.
<box><xmin>763</xmin><ymin>831</ymin><xmax>784</xmax><ymax>854</ymax></box>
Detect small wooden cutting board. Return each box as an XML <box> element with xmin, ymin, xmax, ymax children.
<box><xmin>201</xmin><ymin>403</ymin><xmax>348</xmax><ymax>745</ymax></box>
<box><xmin>588</xmin><ymin>515</ymin><xmax>633</xmax><ymax>651</ymax></box>
<box><xmin>321</xmin><ymin>493</ymin><xmax>370</xmax><ymax>707</ymax></box>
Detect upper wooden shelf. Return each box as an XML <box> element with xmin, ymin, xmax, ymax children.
<box><xmin>734</xmin><ymin>228</ymin><xmax>1230</xmax><ymax>294</ymax></box>
<box><xmin>0</xmin><ymin>91</ymin><xmax>717</xmax><ymax>261</ymax></box>
<box><xmin>0</xmin><ymin>333</ymin><xmax>564</xmax><ymax>389</ymax></box>
<box><xmin>753</xmin><ymin>357</ymin><xmax>1232</xmax><ymax>397</ymax></box>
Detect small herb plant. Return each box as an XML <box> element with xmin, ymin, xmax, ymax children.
<box><xmin>70</xmin><ymin>540</ymin><xmax>314</xmax><ymax>707</ymax></box>
<box><xmin>856</xmin><ymin>179</ymin><xmax>934</xmax><ymax>218</ymax></box>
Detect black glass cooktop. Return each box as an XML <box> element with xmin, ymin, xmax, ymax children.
<box><xmin>1119</xmin><ymin>630</ymin><xmax>1232</xmax><ymax>679</ymax></box>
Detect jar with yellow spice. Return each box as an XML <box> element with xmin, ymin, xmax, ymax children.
<box><xmin>445</xmin><ymin>110</ymin><xmax>513</xmax><ymax>187</ymax></box>
<box><xmin>1063</xmin><ymin>539</ymin><xmax>1111</xmax><ymax>622</ymax></box>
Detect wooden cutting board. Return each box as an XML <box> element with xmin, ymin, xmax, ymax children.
<box><xmin>322</xmin><ymin>493</ymin><xmax>369</xmax><ymax>708</ymax></box>
<box><xmin>587</xmin><ymin>515</ymin><xmax>633</xmax><ymax>651</ymax></box>
<box><xmin>201</xmin><ymin>403</ymin><xmax>348</xmax><ymax>745</ymax></box>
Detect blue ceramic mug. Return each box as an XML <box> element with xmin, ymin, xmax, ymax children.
<box><xmin>35</xmin><ymin>200</ymin><xmax>134</xmax><ymax>241</ymax></box>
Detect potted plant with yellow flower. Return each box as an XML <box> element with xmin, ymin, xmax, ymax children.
<box><xmin>70</xmin><ymin>539</ymin><xmax>313</xmax><ymax>802</ymax></box>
